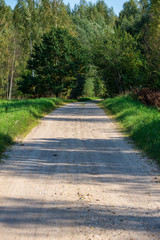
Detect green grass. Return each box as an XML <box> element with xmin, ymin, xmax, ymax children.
<box><xmin>102</xmin><ymin>95</ymin><xmax>160</xmax><ymax>164</ymax></box>
<box><xmin>78</xmin><ymin>97</ymin><xmax>99</xmax><ymax>102</ymax></box>
<box><xmin>0</xmin><ymin>98</ymin><xmax>63</xmax><ymax>158</ymax></box>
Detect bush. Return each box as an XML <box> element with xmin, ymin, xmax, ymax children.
<box><xmin>133</xmin><ymin>88</ymin><xmax>160</xmax><ymax>107</ymax></box>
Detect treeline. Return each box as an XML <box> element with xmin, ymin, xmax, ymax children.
<box><xmin>0</xmin><ymin>0</ymin><xmax>159</xmax><ymax>99</ymax></box>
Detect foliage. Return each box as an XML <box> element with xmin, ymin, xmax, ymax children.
<box><xmin>70</xmin><ymin>74</ymin><xmax>85</xmax><ymax>99</ymax></box>
<box><xmin>146</xmin><ymin>0</ymin><xmax>160</xmax><ymax>86</ymax></box>
<box><xmin>0</xmin><ymin>0</ymin><xmax>76</xmax><ymax>99</ymax></box>
<box><xmin>82</xmin><ymin>65</ymin><xmax>105</xmax><ymax>97</ymax></box>
<box><xmin>71</xmin><ymin>1</ymin><xmax>114</xmax><ymax>98</ymax></box>
<box><xmin>39</xmin><ymin>0</ymin><xmax>76</xmax><ymax>35</ymax></box>
<box><xmin>83</xmin><ymin>78</ymin><xmax>95</xmax><ymax>98</ymax></box>
<box><xmin>0</xmin><ymin>0</ymin><xmax>159</xmax><ymax>99</ymax></box>
<box><xmin>102</xmin><ymin>95</ymin><xmax>160</xmax><ymax>164</ymax></box>
<box><xmin>116</xmin><ymin>0</ymin><xmax>160</xmax><ymax>91</ymax></box>
<box><xmin>20</xmin><ymin>28</ymin><xmax>86</xmax><ymax>97</ymax></box>
<box><xmin>0</xmin><ymin>1</ymin><xmax>15</xmax><ymax>98</ymax></box>
<box><xmin>117</xmin><ymin>0</ymin><xmax>142</xmax><ymax>35</ymax></box>
<box><xmin>93</xmin><ymin>29</ymin><xmax>147</xmax><ymax>96</ymax></box>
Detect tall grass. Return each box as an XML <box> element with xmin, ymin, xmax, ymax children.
<box><xmin>102</xmin><ymin>95</ymin><xmax>160</xmax><ymax>164</ymax></box>
<box><xmin>0</xmin><ymin>98</ymin><xmax>63</xmax><ymax>157</ymax></box>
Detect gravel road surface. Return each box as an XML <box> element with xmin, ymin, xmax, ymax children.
<box><xmin>0</xmin><ymin>102</ymin><xmax>160</xmax><ymax>240</ymax></box>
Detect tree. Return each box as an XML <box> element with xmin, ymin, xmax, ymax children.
<box><xmin>19</xmin><ymin>28</ymin><xmax>86</xmax><ymax>97</ymax></box>
<box><xmin>0</xmin><ymin>0</ymin><xmax>17</xmax><ymax>99</ymax></box>
<box><xmin>93</xmin><ymin>29</ymin><xmax>147</xmax><ymax>96</ymax></box>
<box><xmin>117</xmin><ymin>0</ymin><xmax>142</xmax><ymax>35</ymax></box>
<box><xmin>147</xmin><ymin>0</ymin><xmax>160</xmax><ymax>85</ymax></box>
<box><xmin>39</xmin><ymin>0</ymin><xmax>76</xmax><ymax>36</ymax></box>
<box><xmin>71</xmin><ymin>0</ymin><xmax>115</xmax><ymax>97</ymax></box>
<box><xmin>13</xmin><ymin>0</ymin><xmax>42</xmax><ymax>59</ymax></box>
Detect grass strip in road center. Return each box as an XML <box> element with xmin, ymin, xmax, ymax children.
<box><xmin>101</xmin><ymin>95</ymin><xmax>160</xmax><ymax>165</ymax></box>
<box><xmin>0</xmin><ymin>98</ymin><xmax>63</xmax><ymax>159</ymax></box>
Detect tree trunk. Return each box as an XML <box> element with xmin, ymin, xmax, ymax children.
<box><xmin>55</xmin><ymin>92</ymin><xmax>59</xmax><ymax>98</ymax></box>
<box><xmin>6</xmin><ymin>59</ymin><xmax>10</xmax><ymax>100</ymax></box>
<box><xmin>29</xmin><ymin>20</ymin><xmax>35</xmax><ymax>78</ymax></box>
<box><xmin>54</xmin><ymin>1</ymin><xmax>58</xmax><ymax>28</ymax></box>
<box><xmin>8</xmin><ymin>38</ymin><xmax>16</xmax><ymax>100</ymax></box>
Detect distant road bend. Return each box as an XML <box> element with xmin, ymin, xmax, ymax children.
<box><xmin>0</xmin><ymin>101</ymin><xmax>160</xmax><ymax>240</ymax></box>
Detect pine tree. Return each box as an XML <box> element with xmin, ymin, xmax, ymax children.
<box><xmin>19</xmin><ymin>28</ymin><xmax>86</xmax><ymax>97</ymax></box>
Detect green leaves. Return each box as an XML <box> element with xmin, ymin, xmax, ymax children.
<box><xmin>24</xmin><ymin>28</ymin><xmax>86</xmax><ymax>97</ymax></box>
<box><xmin>0</xmin><ymin>0</ymin><xmax>159</xmax><ymax>100</ymax></box>
<box><xmin>92</xmin><ymin>28</ymin><xmax>147</xmax><ymax>96</ymax></box>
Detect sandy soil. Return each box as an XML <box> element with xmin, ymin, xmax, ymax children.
<box><xmin>0</xmin><ymin>101</ymin><xmax>160</xmax><ymax>240</ymax></box>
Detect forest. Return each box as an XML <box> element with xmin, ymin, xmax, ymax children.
<box><xmin>0</xmin><ymin>0</ymin><xmax>159</xmax><ymax>100</ymax></box>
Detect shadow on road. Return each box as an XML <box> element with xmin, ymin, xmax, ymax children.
<box><xmin>0</xmin><ymin>102</ymin><xmax>159</xmax><ymax>238</ymax></box>
<box><xmin>0</xmin><ymin>197</ymin><xmax>159</xmax><ymax>232</ymax></box>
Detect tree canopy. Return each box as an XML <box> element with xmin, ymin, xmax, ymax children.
<box><xmin>19</xmin><ymin>28</ymin><xmax>85</xmax><ymax>97</ymax></box>
<box><xmin>0</xmin><ymin>0</ymin><xmax>159</xmax><ymax>99</ymax></box>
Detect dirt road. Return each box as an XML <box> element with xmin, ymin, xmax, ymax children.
<box><xmin>0</xmin><ymin>102</ymin><xmax>160</xmax><ymax>240</ymax></box>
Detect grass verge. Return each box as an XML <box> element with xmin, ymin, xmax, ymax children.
<box><xmin>101</xmin><ymin>95</ymin><xmax>160</xmax><ymax>164</ymax></box>
<box><xmin>0</xmin><ymin>98</ymin><xmax>63</xmax><ymax>158</ymax></box>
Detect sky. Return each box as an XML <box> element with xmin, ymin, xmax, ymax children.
<box><xmin>5</xmin><ymin>0</ymin><xmax>127</xmax><ymax>15</ymax></box>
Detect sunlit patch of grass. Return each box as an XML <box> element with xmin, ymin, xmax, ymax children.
<box><xmin>102</xmin><ymin>95</ymin><xmax>160</xmax><ymax>164</ymax></box>
<box><xmin>78</xmin><ymin>97</ymin><xmax>93</xmax><ymax>102</ymax></box>
<box><xmin>0</xmin><ymin>98</ymin><xmax>63</xmax><ymax>158</ymax></box>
